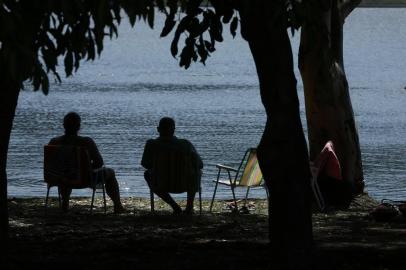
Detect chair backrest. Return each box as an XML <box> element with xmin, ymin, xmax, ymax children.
<box><xmin>44</xmin><ymin>145</ymin><xmax>92</xmax><ymax>188</ymax></box>
<box><xmin>313</xmin><ymin>141</ymin><xmax>342</xmax><ymax>180</ymax></box>
<box><xmin>236</xmin><ymin>148</ymin><xmax>263</xmax><ymax>187</ymax></box>
<box><xmin>151</xmin><ymin>147</ymin><xmax>200</xmax><ymax>194</ymax></box>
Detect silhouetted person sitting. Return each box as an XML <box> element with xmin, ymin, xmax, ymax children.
<box><xmin>141</xmin><ymin>117</ymin><xmax>203</xmax><ymax>214</ymax></box>
<box><xmin>48</xmin><ymin>112</ymin><xmax>125</xmax><ymax>213</ymax></box>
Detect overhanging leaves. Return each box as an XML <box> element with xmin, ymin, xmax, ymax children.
<box><xmin>0</xmin><ymin>0</ymin><xmax>302</xmax><ymax>91</ymax></box>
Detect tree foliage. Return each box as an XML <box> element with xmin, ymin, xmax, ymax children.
<box><xmin>0</xmin><ymin>0</ymin><xmax>306</xmax><ymax>94</ymax></box>
<box><xmin>0</xmin><ymin>0</ymin><xmax>225</xmax><ymax>94</ymax></box>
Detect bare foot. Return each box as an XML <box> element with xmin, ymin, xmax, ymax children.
<box><xmin>172</xmin><ymin>206</ymin><xmax>182</xmax><ymax>215</ymax></box>
<box><xmin>114</xmin><ymin>205</ymin><xmax>126</xmax><ymax>214</ymax></box>
<box><xmin>183</xmin><ymin>208</ymin><xmax>194</xmax><ymax>216</ymax></box>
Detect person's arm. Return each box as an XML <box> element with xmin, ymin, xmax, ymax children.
<box><xmin>141</xmin><ymin>140</ymin><xmax>154</xmax><ymax>169</ymax></box>
<box><xmin>86</xmin><ymin>138</ymin><xmax>104</xmax><ymax>169</ymax></box>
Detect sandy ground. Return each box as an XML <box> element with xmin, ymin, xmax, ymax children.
<box><xmin>3</xmin><ymin>194</ymin><xmax>406</xmax><ymax>269</ymax></box>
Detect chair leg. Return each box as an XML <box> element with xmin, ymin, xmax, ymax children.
<box><xmin>57</xmin><ymin>187</ymin><xmax>62</xmax><ymax>208</ymax></box>
<box><xmin>230</xmin><ymin>185</ymin><xmax>238</xmax><ymax>211</ymax></box>
<box><xmin>90</xmin><ymin>188</ymin><xmax>96</xmax><ymax>214</ymax></box>
<box><xmin>102</xmin><ymin>184</ymin><xmax>107</xmax><ymax>214</ymax></box>
<box><xmin>244</xmin><ymin>186</ymin><xmax>251</xmax><ymax>208</ymax></box>
<box><xmin>45</xmin><ymin>185</ymin><xmax>51</xmax><ymax>210</ymax></box>
<box><xmin>265</xmin><ymin>185</ymin><xmax>270</xmax><ymax>214</ymax></box>
<box><xmin>210</xmin><ymin>169</ymin><xmax>222</xmax><ymax>212</ymax></box>
<box><xmin>199</xmin><ymin>186</ymin><xmax>202</xmax><ymax>215</ymax></box>
<box><xmin>311</xmin><ymin>176</ymin><xmax>325</xmax><ymax>211</ymax></box>
<box><xmin>150</xmin><ymin>189</ymin><xmax>155</xmax><ymax>213</ymax></box>
<box><xmin>265</xmin><ymin>185</ymin><xmax>269</xmax><ymax>199</ymax></box>
<box><xmin>227</xmin><ymin>170</ymin><xmax>238</xmax><ymax>211</ymax></box>
<box><xmin>313</xmin><ymin>184</ymin><xmax>325</xmax><ymax>211</ymax></box>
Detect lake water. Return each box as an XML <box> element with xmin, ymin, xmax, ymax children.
<box><xmin>7</xmin><ymin>8</ymin><xmax>406</xmax><ymax>201</ymax></box>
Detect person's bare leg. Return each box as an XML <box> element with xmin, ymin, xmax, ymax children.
<box><xmin>103</xmin><ymin>168</ymin><xmax>124</xmax><ymax>213</ymax></box>
<box><xmin>59</xmin><ymin>186</ymin><xmax>72</xmax><ymax>212</ymax></box>
<box><xmin>143</xmin><ymin>170</ymin><xmax>181</xmax><ymax>214</ymax></box>
<box><xmin>153</xmin><ymin>191</ymin><xmax>182</xmax><ymax>214</ymax></box>
<box><xmin>185</xmin><ymin>190</ymin><xmax>196</xmax><ymax>214</ymax></box>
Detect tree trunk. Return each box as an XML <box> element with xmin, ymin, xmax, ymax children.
<box><xmin>299</xmin><ymin>0</ymin><xmax>364</xmax><ymax>195</ymax></box>
<box><xmin>0</xmin><ymin>1</ymin><xmax>42</xmax><ymax>242</ymax></box>
<box><xmin>239</xmin><ymin>2</ymin><xmax>313</xmax><ymax>268</ymax></box>
<box><xmin>0</xmin><ymin>81</ymin><xmax>20</xmax><ymax>242</ymax></box>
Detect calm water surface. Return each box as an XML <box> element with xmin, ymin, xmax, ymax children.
<box><xmin>8</xmin><ymin>8</ymin><xmax>406</xmax><ymax>200</ymax></box>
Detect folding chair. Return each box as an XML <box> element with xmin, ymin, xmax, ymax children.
<box><xmin>44</xmin><ymin>145</ymin><xmax>107</xmax><ymax>213</ymax></box>
<box><xmin>148</xmin><ymin>147</ymin><xmax>202</xmax><ymax>214</ymax></box>
<box><xmin>210</xmin><ymin>148</ymin><xmax>268</xmax><ymax>212</ymax></box>
<box><xmin>309</xmin><ymin>141</ymin><xmax>343</xmax><ymax>211</ymax></box>
<box><xmin>309</xmin><ymin>162</ymin><xmax>325</xmax><ymax>211</ymax></box>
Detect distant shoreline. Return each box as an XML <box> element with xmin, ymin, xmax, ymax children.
<box><xmin>359</xmin><ymin>4</ymin><xmax>406</xmax><ymax>7</ymax></box>
<box><xmin>360</xmin><ymin>0</ymin><xmax>406</xmax><ymax>7</ymax></box>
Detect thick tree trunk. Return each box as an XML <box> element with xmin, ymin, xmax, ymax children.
<box><xmin>239</xmin><ymin>2</ymin><xmax>313</xmax><ymax>268</ymax></box>
<box><xmin>299</xmin><ymin>0</ymin><xmax>364</xmax><ymax>196</ymax></box>
<box><xmin>0</xmin><ymin>1</ymin><xmax>41</xmax><ymax>242</ymax></box>
<box><xmin>0</xmin><ymin>81</ymin><xmax>20</xmax><ymax>242</ymax></box>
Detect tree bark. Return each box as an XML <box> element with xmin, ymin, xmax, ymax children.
<box><xmin>0</xmin><ymin>1</ymin><xmax>43</xmax><ymax>241</ymax></box>
<box><xmin>239</xmin><ymin>2</ymin><xmax>313</xmax><ymax>268</ymax></box>
<box><xmin>299</xmin><ymin>0</ymin><xmax>364</xmax><ymax>196</ymax></box>
<box><xmin>0</xmin><ymin>80</ymin><xmax>20</xmax><ymax>242</ymax></box>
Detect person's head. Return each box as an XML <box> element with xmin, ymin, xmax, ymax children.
<box><xmin>157</xmin><ymin>117</ymin><xmax>175</xmax><ymax>137</ymax></box>
<box><xmin>63</xmin><ymin>112</ymin><xmax>81</xmax><ymax>135</ymax></box>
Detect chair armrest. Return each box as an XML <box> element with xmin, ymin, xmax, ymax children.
<box><xmin>215</xmin><ymin>164</ymin><xmax>238</xmax><ymax>172</ymax></box>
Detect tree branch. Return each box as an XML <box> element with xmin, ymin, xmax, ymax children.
<box><xmin>340</xmin><ymin>0</ymin><xmax>362</xmax><ymax>19</ymax></box>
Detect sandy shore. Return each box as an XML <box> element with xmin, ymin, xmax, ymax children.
<box><xmin>3</xmin><ymin>194</ymin><xmax>406</xmax><ymax>269</ymax></box>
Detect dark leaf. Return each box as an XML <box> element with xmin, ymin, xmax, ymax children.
<box><xmin>64</xmin><ymin>50</ymin><xmax>73</xmax><ymax>77</ymax></box>
<box><xmin>204</xmin><ymin>40</ymin><xmax>216</xmax><ymax>53</ymax></box>
<box><xmin>33</xmin><ymin>70</ymin><xmax>41</xmax><ymax>91</ymax></box>
<box><xmin>179</xmin><ymin>37</ymin><xmax>195</xmax><ymax>69</ymax></box>
<box><xmin>222</xmin><ymin>8</ymin><xmax>233</xmax><ymax>24</ymax></box>
<box><xmin>74</xmin><ymin>52</ymin><xmax>80</xmax><ymax>71</ymax></box>
<box><xmin>170</xmin><ymin>16</ymin><xmax>191</xmax><ymax>57</ymax></box>
<box><xmin>109</xmin><ymin>24</ymin><xmax>118</xmax><ymax>39</ymax></box>
<box><xmin>112</xmin><ymin>5</ymin><xmax>121</xmax><ymax>24</ymax></box>
<box><xmin>199</xmin><ymin>12</ymin><xmax>211</xmax><ymax>33</ymax></box>
<box><xmin>171</xmin><ymin>37</ymin><xmax>179</xmax><ymax>57</ymax></box>
<box><xmin>42</xmin><ymin>48</ymin><xmax>57</xmax><ymax>72</ymax></box>
<box><xmin>179</xmin><ymin>46</ymin><xmax>192</xmax><ymax>69</ymax></box>
<box><xmin>192</xmin><ymin>50</ymin><xmax>198</xmax><ymax>62</ymax></box>
<box><xmin>187</xmin><ymin>18</ymin><xmax>201</xmax><ymax>38</ymax></box>
<box><xmin>53</xmin><ymin>70</ymin><xmax>62</xmax><ymax>83</ymax></box>
<box><xmin>129</xmin><ymin>15</ymin><xmax>136</xmax><ymax>27</ymax></box>
<box><xmin>186</xmin><ymin>3</ymin><xmax>203</xmax><ymax>17</ymax></box>
<box><xmin>230</xmin><ymin>16</ymin><xmax>238</xmax><ymax>38</ymax></box>
<box><xmin>156</xmin><ymin>0</ymin><xmax>166</xmax><ymax>11</ymax></box>
<box><xmin>51</xmin><ymin>14</ymin><xmax>57</xmax><ymax>28</ymax></box>
<box><xmin>41</xmin><ymin>68</ymin><xmax>49</xmax><ymax>95</ymax></box>
<box><xmin>209</xmin><ymin>15</ymin><xmax>223</xmax><ymax>42</ymax></box>
<box><xmin>147</xmin><ymin>5</ymin><xmax>154</xmax><ymax>28</ymax></box>
<box><xmin>177</xmin><ymin>16</ymin><xmax>192</xmax><ymax>33</ymax></box>
<box><xmin>87</xmin><ymin>37</ymin><xmax>95</xmax><ymax>60</ymax></box>
<box><xmin>160</xmin><ymin>17</ymin><xmax>176</xmax><ymax>37</ymax></box>
<box><xmin>197</xmin><ymin>36</ymin><xmax>208</xmax><ymax>65</ymax></box>
<box><xmin>95</xmin><ymin>30</ymin><xmax>104</xmax><ymax>55</ymax></box>
<box><xmin>168</xmin><ymin>0</ymin><xmax>178</xmax><ymax>17</ymax></box>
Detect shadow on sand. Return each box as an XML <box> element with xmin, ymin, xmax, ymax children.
<box><xmin>5</xmin><ymin>195</ymin><xmax>406</xmax><ymax>269</ymax></box>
